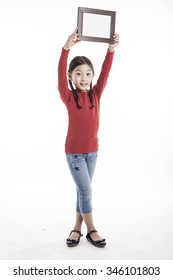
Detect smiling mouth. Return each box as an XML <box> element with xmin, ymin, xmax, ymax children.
<box><xmin>80</xmin><ymin>83</ymin><xmax>87</xmax><ymax>86</ymax></box>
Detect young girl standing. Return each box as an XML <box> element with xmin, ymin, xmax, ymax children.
<box><xmin>58</xmin><ymin>28</ymin><xmax>119</xmax><ymax>248</ymax></box>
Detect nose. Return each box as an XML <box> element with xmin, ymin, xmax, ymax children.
<box><xmin>81</xmin><ymin>75</ymin><xmax>86</xmax><ymax>81</ymax></box>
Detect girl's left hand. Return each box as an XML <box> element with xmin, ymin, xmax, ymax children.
<box><xmin>108</xmin><ymin>33</ymin><xmax>120</xmax><ymax>52</ymax></box>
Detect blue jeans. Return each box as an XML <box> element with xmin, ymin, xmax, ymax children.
<box><xmin>66</xmin><ymin>152</ymin><xmax>98</xmax><ymax>213</ymax></box>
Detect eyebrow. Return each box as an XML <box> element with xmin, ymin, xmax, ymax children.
<box><xmin>74</xmin><ymin>69</ymin><xmax>92</xmax><ymax>72</ymax></box>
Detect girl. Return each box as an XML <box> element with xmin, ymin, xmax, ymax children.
<box><xmin>57</xmin><ymin>28</ymin><xmax>119</xmax><ymax>248</ymax></box>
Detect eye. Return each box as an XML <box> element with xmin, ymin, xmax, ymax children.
<box><xmin>87</xmin><ymin>73</ymin><xmax>92</xmax><ymax>76</ymax></box>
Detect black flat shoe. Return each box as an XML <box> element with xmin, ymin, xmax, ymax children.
<box><xmin>66</xmin><ymin>230</ymin><xmax>83</xmax><ymax>247</ymax></box>
<box><xmin>86</xmin><ymin>230</ymin><xmax>106</xmax><ymax>248</ymax></box>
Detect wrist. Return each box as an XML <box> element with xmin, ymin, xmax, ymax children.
<box><xmin>108</xmin><ymin>46</ymin><xmax>115</xmax><ymax>52</ymax></box>
<box><xmin>63</xmin><ymin>42</ymin><xmax>71</xmax><ymax>50</ymax></box>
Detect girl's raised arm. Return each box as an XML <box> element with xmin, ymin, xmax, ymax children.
<box><xmin>93</xmin><ymin>33</ymin><xmax>120</xmax><ymax>97</ymax></box>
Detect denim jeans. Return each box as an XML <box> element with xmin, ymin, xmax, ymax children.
<box><xmin>66</xmin><ymin>152</ymin><xmax>98</xmax><ymax>213</ymax></box>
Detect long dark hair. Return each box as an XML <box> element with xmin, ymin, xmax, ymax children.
<box><xmin>68</xmin><ymin>56</ymin><xmax>95</xmax><ymax>109</ymax></box>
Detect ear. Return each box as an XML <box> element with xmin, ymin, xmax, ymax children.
<box><xmin>67</xmin><ymin>72</ymin><xmax>72</xmax><ymax>80</ymax></box>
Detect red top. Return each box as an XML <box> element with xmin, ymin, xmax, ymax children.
<box><xmin>58</xmin><ymin>48</ymin><xmax>114</xmax><ymax>153</ymax></box>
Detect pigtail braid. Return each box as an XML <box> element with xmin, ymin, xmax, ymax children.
<box><xmin>68</xmin><ymin>80</ymin><xmax>82</xmax><ymax>109</ymax></box>
<box><xmin>88</xmin><ymin>83</ymin><xmax>96</xmax><ymax>109</ymax></box>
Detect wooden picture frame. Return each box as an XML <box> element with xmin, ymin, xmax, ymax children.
<box><xmin>77</xmin><ymin>7</ymin><xmax>116</xmax><ymax>44</ymax></box>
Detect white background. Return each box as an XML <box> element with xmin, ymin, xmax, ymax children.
<box><xmin>0</xmin><ymin>0</ymin><xmax>173</xmax><ymax>265</ymax></box>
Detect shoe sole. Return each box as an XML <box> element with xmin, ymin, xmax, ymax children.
<box><xmin>86</xmin><ymin>237</ymin><xmax>106</xmax><ymax>248</ymax></box>
<box><xmin>67</xmin><ymin>243</ymin><xmax>79</xmax><ymax>247</ymax></box>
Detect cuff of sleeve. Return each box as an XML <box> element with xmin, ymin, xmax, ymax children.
<box><xmin>107</xmin><ymin>48</ymin><xmax>115</xmax><ymax>54</ymax></box>
<box><xmin>62</xmin><ymin>47</ymin><xmax>70</xmax><ymax>52</ymax></box>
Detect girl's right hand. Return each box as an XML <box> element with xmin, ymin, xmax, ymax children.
<box><xmin>63</xmin><ymin>28</ymin><xmax>80</xmax><ymax>50</ymax></box>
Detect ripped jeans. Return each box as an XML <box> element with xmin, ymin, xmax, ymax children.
<box><xmin>66</xmin><ymin>152</ymin><xmax>98</xmax><ymax>213</ymax></box>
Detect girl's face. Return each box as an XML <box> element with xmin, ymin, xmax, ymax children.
<box><xmin>69</xmin><ymin>64</ymin><xmax>94</xmax><ymax>92</ymax></box>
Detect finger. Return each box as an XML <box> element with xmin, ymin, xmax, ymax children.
<box><xmin>73</xmin><ymin>33</ymin><xmax>81</xmax><ymax>42</ymax></box>
<box><xmin>73</xmin><ymin>27</ymin><xmax>78</xmax><ymax>34</ymax></box>
<box><xmin>70</xmin><ymin>32</ymin><xmax>78</xmax><ymax>39</ymax></box>
<box><xmin>114</xmin><ymin>34</ymin><xmax>119</xmax><ymax>42</ymax></box>
<box><xmin>112</xmin><ymin>33</ymin><xmax>119</xmax><ymax>39</ymax></box>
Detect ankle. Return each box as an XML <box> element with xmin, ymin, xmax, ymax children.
<box><xmin>87</xmin><ymin>228</ymin><xmax>97</xmax><ymax>234</ymax></box>
<box><xmin>73</xmin><ymin>227</ymin><xmax>82</xmax><ymax>232</ymax></box>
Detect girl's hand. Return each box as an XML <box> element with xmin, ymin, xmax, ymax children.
<box><xmin>108</xmin><ymin>33</ymin><xmax>120</xmax><ymax>52</ymax></box>
<box><xmin>63</xmin><ymin>28</ymin><xmax>80</xmax><ymax>50</ymax></box>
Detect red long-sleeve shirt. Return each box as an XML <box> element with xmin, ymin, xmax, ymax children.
<box><xmin>58</xmin><ymin>48</ymin><xmax>114</xmax><ymax>153</ymax></box>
